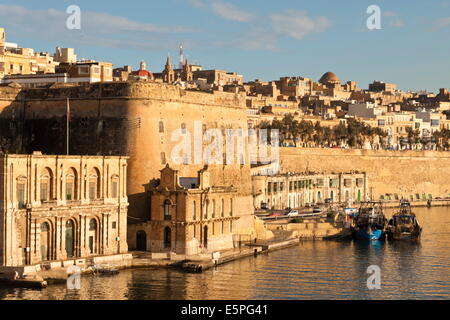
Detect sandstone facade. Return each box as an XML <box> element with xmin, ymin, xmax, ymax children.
<box><xmin>0</xmin><ymin>153</ymin><xmax>128</xmax><ymax>266</ymax></box>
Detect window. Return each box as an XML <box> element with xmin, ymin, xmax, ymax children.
<box><xmin>192</xmin><ymin>201</ymin><xmax>197</xmax><ymax>220</ymax></box>
<box><xmin>212</xmin><ymin>200</ymin><xmax>216</xmax><ymax>218</ymax></box>
<box><xmin>89</xmin><ymin>168</ymin><xmax>101</xmax><ymax>200</ymax></box>
<box><xmin>221</xmin><ymin>199</ymin><xmax>224</xmax><ymax>217</ymax></box>
<box><xmin>161</xmin><ymin>152</ymin><xmax>166</xmax><ymax>165</ymax></box>
<box><xmin>204</xmin><ymin>200</ymin><xmax>209</xmax><ymax>219</ymax></box>
<box><xmin>66</xmin><ymin>182</ymin><xmax>73</xmax><ymax>201</ymax></box>
<box><xmin>159</xmin><ymin>121</ymin><xmax>164</xmax><ymax>133</ymax></box>
<box><xmin>79</xmin><ymin>66</ymin><xmax>89</xmax><ymax>74</ymax></box>
<box><xmin>229</xmin><ymin>221</ymin><xmax>233</xmax><ymax>233</ymax></box>
<box><xmin>40</xmin><ymin>182</ymin><xmax>48</xmax><ymax>202</ymax></box>
<box><xmin>66</xmin><ymin>168</ymin><xmax>78</xmax><ymax>201</ymax></box>
<box><xmin>164</xmin><ymin>199</ymin><xmax>172</xmax><ymax>220</ymax></box>
<box><xmin>40</xmin><ymin>168</ymin><xmax>53</xmax><ymax>203</ymax></box>
<box><xmin>229</xmin><ymin>199</ymin><xmax>233</xmax><ymax>216</ymax></box>
<box><xmin>89</xmin><ymin>219</ymin><xmax>97</xmax><ymax>231</ymax></box>
<box><xmin>112</xmin><ymin>221</ymin><xmax>117</xmax><ymax>229</ymax></box>
<box><xmin>111</xmin><ymin>180</ymin><xmax>118</xmax><ymax>198</ymax></box>
<box><xmin>17</xmin><ymin>182</ymin><xmax>26</xmax><ymax>209</ymax></box>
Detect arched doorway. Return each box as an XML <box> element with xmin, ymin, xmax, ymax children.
<box><xmin>203</xmin><ymin>226</ymin><xmax>208</xmax><ymax>249</ymax></box>
<box><xmin>88</xmin><ymin>219</ymin><xmax>98</xmax><ymax>255</ymax></box>
<box><xmin>65</xmin><ymin>220</ymin><xmax>75</xmax><ymax>258</ymax></box>
<box><xmin>136</xmin><ymin>230</ymin><xmax>147</xmax><ymax>251</ymax></box>
<box><xmin>40</xmin><ymin>222</ymin><xmax>50</xmax><ymax>262</ymax></box>
<box><xmin>164</xmin><ymin>227</ymin><xmax>171</xmax><ymax>249</ymax></box>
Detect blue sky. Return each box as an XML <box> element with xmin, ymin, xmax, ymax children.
<box><xmin>1</xmin><ymin>0</ymin><xmax>450</xmax><ymax>91</ymax></box>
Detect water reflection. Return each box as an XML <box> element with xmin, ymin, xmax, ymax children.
<box><xmin>1</xmin><ymin>207</ymin><xmax>450</xmax><ymax>300</ymax></box>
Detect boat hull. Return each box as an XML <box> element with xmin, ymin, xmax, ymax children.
<box><xmin>387</xmin><ymin>230</ymin><xmax>421</xmax><ymax>242</ymax></box>
<box><xmin>353</xmin><ymin>228</ymin><xmax>385</xmax><ymax>241</ymax></box>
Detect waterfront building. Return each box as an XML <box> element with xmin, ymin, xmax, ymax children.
<box><xmin>128</xmin><ymin>165</ymin><xmax>255</xmax><ymax>256</ymax></box>
<box><xmin>0</xmin><ymin>153</ymin><xmax>128</xmax><ymax>267</ymax></box>
<box><xmin>252</xmin><ymin>171</ymin><xmax>368</xmax><ymax>210</ymax></box>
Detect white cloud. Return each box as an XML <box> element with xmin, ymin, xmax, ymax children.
<box><xmin>270</xmin><ymin>10</ymin><xmax>332</xmax><ymax>40</ymax></box>
<box><xmin>0</xmin><ymin>4</ymin><xmax>194</xmax><ymax>50</ymax></box>
<box><xmin>435</xmin><ymin>17</ymin><xmax>450</xmax><ymax>28</ymax></box>
<box><xmin>389</xmin><ymin>18</ymin><xmax>404</xmax><ymax>28</ymax></box>
<box><xmin>210</xmin><ymin>1</ymin><xmax>254</xmax><ymax>22</ymax></box>
<box><xmin>184</xmin><ymin>0</ymin><xmax>253</xmax><ymax>22</ymax></box>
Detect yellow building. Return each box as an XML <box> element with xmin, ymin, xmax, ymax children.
<box><xmin>0</xmin><ymin>27</ymin><xmax>58</xmax><ymax>77</ymax></box>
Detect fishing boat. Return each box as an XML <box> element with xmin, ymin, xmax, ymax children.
<box><xmin>386</xmin><ymin>200</ymin><xmax>422</xmax><ymax>241</ymax></box>
<box><xmin>351</xmin><ymin>202</ymin><xmax>386</xmax><ymax>241</ymax></box>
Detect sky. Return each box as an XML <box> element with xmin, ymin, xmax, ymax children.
<box><xmin>1</xmin><ymin>0</ymin><xmax>450</xmax><ymax>92</ymax></box>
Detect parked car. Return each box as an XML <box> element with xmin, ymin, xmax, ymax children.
<box><xmin>261</xmin><ymin>202</ymin><xmax>269</xmax><ymax>210</ymax></box>
<box><xmin>287</xmin><ymin>210</ymin><xmax>299</xmax><ymax>217</ymax></box>
<box><xmin>324</xmin><ymin>198</ymin><xmax>333</xmax><ymax>204</ymax></box>
<box><xmin>268</xmin><ymin>212</ymin><xmax>285</xmax><ymax>217</ymax></box>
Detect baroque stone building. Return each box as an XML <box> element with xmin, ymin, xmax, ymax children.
<box><xmin>128</xmin><ymin>165</ymin><xmax>255</xmax><ymax>255</ymax></box>
<box><xmin>0</xmin><ymin>153</ymin><xmax>128</xmax><ymax>267</ymax></box>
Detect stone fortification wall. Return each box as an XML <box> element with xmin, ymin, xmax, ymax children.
<box><xmin>279</xmin><ymin>147</ymin><xmax>450</xmax><ymax>200</ymax></box>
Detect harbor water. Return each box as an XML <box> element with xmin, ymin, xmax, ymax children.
<box><xmin>1</xmin><ymin>206</ymin><xmax>450</xmax><ymax>300</ymax></box>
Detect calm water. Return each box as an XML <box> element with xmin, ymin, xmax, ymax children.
<box><xmin>1</xmin><ymin>206</ymin><xmax>450</xmax><ymax>300</ymax></box>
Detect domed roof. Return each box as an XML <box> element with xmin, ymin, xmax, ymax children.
<box><xmin>319</xmin><ymin>72</ymin><xmax>341</xmax><ymax>84</ymax></box>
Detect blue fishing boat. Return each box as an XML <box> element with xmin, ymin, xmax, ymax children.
<box><xmin>351</xmin><ymin>202</ymin><xmax>386</xmax><ymax>241</ymax></box>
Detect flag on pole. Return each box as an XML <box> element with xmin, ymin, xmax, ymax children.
<box><xmin>66</xmin><ymin>98</ymin><xmax>70</xmax><ymax>155</ymax></box>
<box><xmin>67</xmin><ymin>98</ymin><xmax>70</xmax><ymax>122</ymax></box>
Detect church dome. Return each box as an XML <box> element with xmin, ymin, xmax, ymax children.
<box><xmin>319</xmin><ymin>72</ymin><xmax>341</xmax><ymax>84</ymax></box>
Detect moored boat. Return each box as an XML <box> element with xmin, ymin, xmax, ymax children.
<box><xmin>386</xmin><ymin>200</ymin><xmax>422</xmax><ymax>241</ymax></box>
<box><xmin>351</xmin><ymin>202</ymin><xmax>386</xmax><ymax>241</ymax></box>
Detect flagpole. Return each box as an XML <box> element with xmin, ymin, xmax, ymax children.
<box><xmin>66</xmin><ymin>97</ymin><xmax>70</xmax><ymax>156</ymax></box>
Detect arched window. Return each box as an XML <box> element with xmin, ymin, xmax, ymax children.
<box><xmin>164</xmin><ymin>199</ymin><xmax>172</xmax><ymax>220</ymax></box>
<box><xmin>40</xmin><ymin>222</ymin><xmax>51</xmax><ymax>261</ymax></box>
<box><xmin>89</xmin><ymin>168</ymin><xmax>101</xmax><ymax>200</ymax></box>
<box><xmin>40</xmin><ymin>168</ymin><xmax>53</xmax><ymax>202</ymax></box>
<box><xmin>66</xmin><ymin>168</ymin><xmax>78</xmax><ymax>201</ymax></box>
<box><xmin>192</xmin><ymin>201</ymin><xmax>197</xmax><ymax>220</ymax></box>
<box><xmin>221</xmin><ymin>199</ymin><xmax>225</xmax><ymax>217</ymax></box>
<box><xmin>212</xmin><ymin>200</ymin><xmax>216</xmax><ymax>218</ymax></box>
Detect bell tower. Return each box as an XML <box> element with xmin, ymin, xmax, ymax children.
<box><xmin>162</xmin><ymin>55</ymin><xmax>175</xmax><ymax>84</ymax></box>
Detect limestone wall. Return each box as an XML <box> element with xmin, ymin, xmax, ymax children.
<box><xmin>0</xmin><ymin>82</ymin><xmax>253</xmax><ymax>219</ymax></box>
<box><xmin>279</xmin><ymin>148</ymin><xmax>450</xmax><ymax>200</ymax></box>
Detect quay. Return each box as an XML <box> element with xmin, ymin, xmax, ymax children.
<box><xmin>1</xmin><ymin>199</ymin><xmax>449</xmax><ymax>287</ymax></box>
